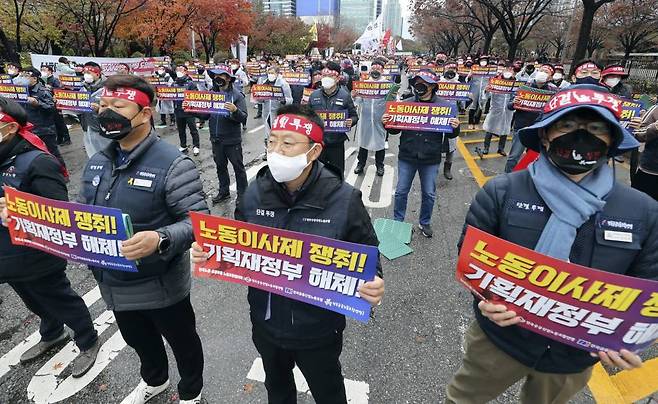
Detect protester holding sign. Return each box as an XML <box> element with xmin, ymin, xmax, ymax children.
<box><xmin>17</xmin><ymin>67</ymin><xmax>67</xmax><ymax>174</ymax></box>
<box><xmin>191</xmin><ymin>104</ymin><xmax>384</xmax><ymax>404</ymax></box>
<box><xmin>0</xmin><ymin>98</ymin><xmax>99</xmax><ymax>378</ymax></box>
<box><xmin>446</xmin><ymin>84</ymin><xmax>654</xmax><ymax>404</ymax></box>
<box><xmin>466</xmin><ymin>55</ymin><xmax>491</xmax><ymax>129</ymax></box>
<box><xmin>551</xmin><ymin>64</ymin><xmax>570</xmax><ymax>90</ymax></box>
<box><xmin>437</xmin><ymin>65</ymin><xmax>465</xmax><ymax>180</ymax></box>
<box><xmin>308</xmin><ymin>62</ymin><xmax>358</xmax><ymax>176</ymax></box>
<box><xmin>352</xmin><ymin>60</ymin><xmax>387</xmax><ymax>176</ymax></box>
<box><xmin>205</xmin><ymin>66</ymin><xmax>248</xmax><ymax>204</ymax></box>
<box><xmin>174</xmin><ymin>65</ymin><xmax>201</xmax><ymax>156</ymax></box>
<box><xmin>41</xmin><ymin>65</ymin><xmax>72</xmax><ymax>147</ymax></box>
<box><xmin>80</xmin><ymin>62</ymin><xmax>111</xmax><ymax>158</ymax></box>
<box><xmin>153</xmin><ymin>66</ymin><xmax>176</xmax><ymax>127</ymax></box>
<box><xmin>79</xmin><ymin>75</ymin><xmax>209</xmax><ymax>404</ymax></box>
<box><xmin>504</xmin><ymin>64</ymin><xmax>557</xmax><ymax>173</ymax></box>
<box><xmin>481</xmin><ymin>64</ymin><xmax>516</xmax><ymax>157</ymax></box>
<box><xmin>257</xmin><ymin>65</ymin><xmax>293</xmax><ymax>159</ymax></box>
<box><xmin>382</xmin><ymin>69</ymin><xmax>460</xmax><ymax>238</ymax></box>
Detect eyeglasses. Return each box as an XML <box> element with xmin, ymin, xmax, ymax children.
<box><xmin>552</xmin><ymin>119</ymin><xmax>610</xmax><ymax>136</ymax></box>
<box><xmin>267</xmin><ymin>139</ymin><xmax>311</xmax><ymax>152</ymax></box>
<box><xmin>575</xmin><ymin>69</ymin><xmax>601</xmax><ymax>79</ymax></box>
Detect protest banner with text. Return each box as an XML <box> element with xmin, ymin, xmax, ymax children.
<box><xmin>0</xmin><ymin>84</ymin><xmax>28</xmax><ymax>103</ymax></box>
<box><xmin>353</xmin><ymin>81</ymin><xmax>394</xmax><ymax>98</ymax></box>
<box><xmin>3</xmin><ymin>187</ymin><xmax>137</xmax><ymax>272</ymax></box>
<box><xmin>251</xmin><ymin>84</ymin><xmax>285</xmax><ymax>101</ymax></box>
<box><xmin>436</xmin><ymin>82</ymin><xmax>472</xmax><ymax>101</ymax></box>
<box><xmin>513</xmin><ymin>86</ymin><xmax>556</xmax><ymax>112</ymax></box>
<box><xmin>384</xmin><ymin>101</ymin><xmax>457</xmax><ymax>133</ymax></box>
<box><xmin>54</xmin><ymin>89</ymin><xmax>92</xmax><ymax>112</ymax></box>
<box><xmin>182</xmin><ymin>90</ymin><xmax>230</xmax><ymax>116</ymax></box>
<box><xmin>457</xmin><ymin>226</ymin><xmax>658</xmax><ymax>354</ymax></box>
<box><xmin>191</xmin><ymin>213</ymin><xmax>379</xmax><ymax>323</ymax></box>
<box><xmin>315</xmin><ymin>110</ymin><xmax>349</xmax><ymax>132</ymax></box>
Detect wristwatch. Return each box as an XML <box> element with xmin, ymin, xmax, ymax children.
<box><xmin>156</xmin><ymin>231</ymin><xmax>171</xmax><ymax>255</ymax></box>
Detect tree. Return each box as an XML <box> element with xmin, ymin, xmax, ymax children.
<box><xmin>410</xmin><ymin>0</ymin><xmax>462</xmax><ymax>55</ymax></box>
<box><xmin>475</xmin><ymin>0</ymin><xmax>554</xmax><ymax>60</ymax></box>
<box><xmin>116</xmin><ymin>0</ymin><xmax>200</xmax><ymax>56</ymax></box>
<box><xmin>52</xmin><ymin>0</ymin><xmax>147</xmax><ymax>56</ymax></box>
<box><xmin>249</xmin><ymin>14</ymin><xmax>311</xmax><ymax>56</ymax></box>
<box><xmin>192</xmin><ymin>0</ymin><xmax>252</xmax><ymax>63</ymax></box>
<box><xmin>570</xmin><ymin>0</ymin><xmax>615</xmax><ymax>75</ymax></box>
<box><xmin>604</xmin><ymin>0</ymin><xmax>658</xmax><ymax>60</ymax></box>
<box><xmin>331</xmin><ymin>27</ymin><xmax>359</xmax><ymax>52</ymax></box>
<box><xmin>527</xmin><ymin>14</ymin><xmax>571</xmax><ymax>59</ymax></box>
<box><xmin>456</xmin><ymin>0</ymin><xmax>500</xmax><ymax>54</ymax></box>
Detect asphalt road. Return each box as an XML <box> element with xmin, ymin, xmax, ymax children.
<box><xmin>0</xmin><ymin>106</ymin><xmax>656</xmax><ymax>404</ymax></box>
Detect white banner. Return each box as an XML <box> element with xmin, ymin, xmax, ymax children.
<box><xmin>30</xmin><ymin>54</ymin><xmax>170</xmax><ymax>76</ymax></box>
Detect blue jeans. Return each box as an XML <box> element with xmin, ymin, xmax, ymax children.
<box><xmin>504</xmin><ymin>129</ymin><xmax>526</xmax><ymax>173</ymax></box>
<box><xmin>394</xmin><ymin>159</ymin><xmax>439</xmax><ymax>226</ymax></box>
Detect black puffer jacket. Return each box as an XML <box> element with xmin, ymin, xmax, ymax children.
<box><xmin>79</xmin><ymin>132</ymin><xmax>210</xmax><ymax>311</ymax></box>
<box><xmin>24</xmin><ymin>82</ymin><xmax>57</xmax><ymax>138</ymax></box>
<box><xmin>236</xmin><ymin>161</ymin><xmax>382</xmax><ymax>348</ymax></box>
<box><xmin>460</xmin><ymin>169</ymin><xmax>658</xmax><ymax>373</ymax></box>
<box><xmin>0</xmin><ymin>138</ymin><xmax>68</xmax><ymax>282</ymax></box>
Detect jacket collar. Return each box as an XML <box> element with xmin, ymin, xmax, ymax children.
<box><xmin>256</xmin><ymin>161</ymin><xmax>342</xmax><ymax>211</ymax></box>
<box><xmin>99</xmin><ymin>130</ymin><xmax>159</xmax><ymax>172</ymax></box>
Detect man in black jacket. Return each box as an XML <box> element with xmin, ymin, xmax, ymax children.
<box><xmin>308</xmin><ymin>62</ymin><xmax>358</xmax><ymax>176</ymax></box>
<box><xmin>383</xmin><ymin>69</ymin><xmax>461</xmax><ymax>238</ymax></box>
<box><xmin>0</xmin><ymin>98</ymin><xmax>99</xmax><ymax>377</ymax></box>
<box><xmin>446</xmin><ymin>85</ymin><xmax>656</xmax><ymax>404</ymax></box>
<box><xmin>191</xmin><ymin>104</ymin><xmax>384</xmax><ymax>404</ymax></box>
<box><xmin>173</xmin><ymin>65</ymin><xmax>200</xmax><ymax>156</ymax></box>
<box><xmin>40</xmin><ymin>65</ymin><xmax>72</xmax><ymax>147</ymax></box>
<box><xmin>504</xmin><ymin>64</ymin><xmax>557</xmax><ymax>173</ymax></box>
<box><xmin>79</xmin><ymin>75</ymin><xmax>209</xmax><ymax>404</ymax></box>
<box><xmin>17</xmin><ymin>67</ymin><xmax>67</xmax><ymax>172</ymax></box>
<box><xmin>206</xmin><ymin>65</ymin><xmax>248</xmax><ymax>204</ymax></box>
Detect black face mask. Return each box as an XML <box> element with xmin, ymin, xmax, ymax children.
<box><xmin>98</xmin><ymin>109</ymin><xmax>143</xmax><ymax>140</ymax></box>
<box><xmin>197</xmin><ymin>68</ymin><xmax>205</xmax><ymax>75</ymax></box>
<box><xmin>370</xmin><ymin>70</ymin><xmax>381</xmax><ymax>79</ymax></box>
<box><xmin>575</xmin><ymin>76</ymin><xmax>600</xmax><ymax>85</ymax></box>
<box><xmin>313</xmin><ymin>81</ymin><xmax>322</xmax><ymax>89</ymax></box>
<box><xmin>414</xmin><ymin>83</ymin><xmax>429</xmax><ymax>96</ymax></box>
<box><xmin>546</xmin><ymin>129</ymin><xmax>609</xmax><ymax>175</ymax></box>
<box><xmin>444</xmin><ymin>71</ymin><xmax>456</xmax><ymax>79</ymax></box>
<box><xmin>213</xmin><ymin>78</ymin><xmax>227</xmax><ymax>89</ymax></box>
<box><xmin>526</xmin><ymin>66</ymin><xmax>535</xmax><ymax>74</ymax></box>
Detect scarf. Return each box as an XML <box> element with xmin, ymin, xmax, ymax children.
<box><xmin>528</xmin><ymin>153</ymin><xmax>614</xmax><ymax>260</ymax></box>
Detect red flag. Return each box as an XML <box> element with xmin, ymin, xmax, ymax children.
<box><xmin>382</xmin><ymin>29</ymin><xmax>391</xmax><ymax>48</ymax></box>
<box><xmin>513</xmin><ymin>150</ymin><xmax>539</xmax><ymax>171</ymax></box>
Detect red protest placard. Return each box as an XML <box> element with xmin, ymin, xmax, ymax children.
<box><xmin>513</xmin><ymin>86</ymin><xmax>555</xmax><ymax>112</ymax></box>
<box><xmin>486</xmin><ymin>78</ymin><xmax>524</xmax><ymax>94</ymax></box>
<box><xmin>457</xmin><ymin>226</ymin><xmax>658</xmax><ymax>353</ymax></box>
<box><xmin>251</xmin><ymin>84</ymin><xmax>284</xmax><ymax>101</ymax></box>
<box><xmin>191</xmin><ymin>213</ymin><xmax>379</xmax><ymax>323</ymax></box>
<box><xmin>352</xmin><ymin>81</ymin><xmax>394</xmax><ymax>98</ymax></box>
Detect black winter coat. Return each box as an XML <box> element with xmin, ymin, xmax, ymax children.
<box><xmin>460</xmin><ymin>169</ymin><xmax>658</xmax><ymax>373</ymax></box>
<box><xmin>236</xmin><ymin>161</ymin><xmax>382</xmax><ymax>348</ymax></box>
<box><xmin>0</xmin><ymin>139</ymin><xmax>68</xmax><ymax>282</ymax></box>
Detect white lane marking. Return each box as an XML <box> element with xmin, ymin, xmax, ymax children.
<box><xmin>229</xmin><ymin>162</ymin><xmax>267</xmax><ymax>192</ymax></box>
<box><xmin>345</xmin><ymin>146</ymin><xmax>356</xmax><ymax>161</ymax></box>
<box><xmin>247</xmin><ymin>124</ymin><xmax>265</xmax><ymax>134</ymax></box>
<box><xmin>360</xmin><ymin>165</ymin><xmax>394</xmax><ymax>209</ymax></box>
<box><xmin>247</xmin><ymin>357</ymin><xmax>370</xmax><ymax>404</ymax></box>
<box><xmin>0</xmin><ymin>286</ymin><xmax>101</xmax><ymax>379</ymax></box>
<box><xmin>26</xmin><ymin>310</ymin><xmax>117</xmax><ymax>404</ymax></box>
<box><xmin>47</xmin><ymin>331</ymin><xmax>127</xmax><ymax>403</ymax></box>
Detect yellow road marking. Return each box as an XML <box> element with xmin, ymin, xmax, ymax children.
<box><xmin>456</xmin><ymin>135</ymin><xmax>658</xmax><ymax>403</ymax></box>
<box><xmin>456</xmin><ymin>138</ymin><xmax>488</xmax><ymax>187</ymax></box>
<box><xmin>462</xmin><ymin>137</ymin><xmax>513</xmax><ymax>145</ymax></box>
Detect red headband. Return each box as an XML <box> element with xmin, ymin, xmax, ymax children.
<box><xmin>602</xmin><ymin>66</ymin><xmax>628</xmax><ymax>77</ymax></box>
<box><xmin>544</xmin><ymin>89</ymin><xmax>623</xmax><ymax>120</ymax></box>
<box><xmin>0</xmin><ymin>112</ymin><xmax>62</xmax><ymax>167</ymax></box>
<box><xmin>321</xmin><ymin>68</ymin><xmax>340</xmax><ymax>78</ymax></box>
<box><xmin>541</xmin><ymin>64</ymin><xmax>555</xmax><ymax>75</ymax></box>
<box><xmin>83</xmin><ymin>66</ymin><xmax>101</xmax><ymax>75</ymax></box>
<box><xmin>101</xmin><ymin>87</ymin><xmax>151</xmax><ymax>108</ymax></box>
<box><xmin>575</xmin><ymin>63</ymin><xmax>599</xmax><ymax>75</ymax></box>
<box><xmin>271</xmin><ymin>114</ymin><xmax>324</xmax><ymax>146</ymax></box>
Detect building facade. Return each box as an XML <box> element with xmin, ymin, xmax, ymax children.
<box><xmin>260</xmin><ymin>0</ymin><xmax>297</xmax><ymax>16</ymax></box>
<box><xmin>297</xmin><ymin>0</ymin><xmax>341</xmax><ymax>26</ymax></box>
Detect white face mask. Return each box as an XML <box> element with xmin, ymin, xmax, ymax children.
<box><xmin>553</xmin><ymin>72</ymin><xmax>563</xmax><ymax>81</ymax></box>
<box><xmin>260</xmin><ymin>63</ymin><xmax>267</xmax><ymax>68</ymax></box>
<box><xmin>267</xmin><ymin>146</ymin><xmax>315</xmax><ymax>183</ymax></box>
<box><xmin>157</xmin><ymin>69</ymin><xmax>165</xmax><ymax>75</ymax></box>
<box><xmin>605</xmin><ymin>77</ymin><xmax>621</xmax><ymax>88</ymax></box>
<box><xmin>41</xmin><ymin>71</ymin><xmax>51</xmax><ymax>78</ymax></box>
<box><xmin>480</xmin><ymin>61</ymin><xmax>488</xmax><ymax>67</ymax></box>
<box><xmin>267</xmin><ymin>73</ymin><xmax>277</xmax><ymax>82</ymax></box>
<box><xmin>231</xmin><ymin>64</ymin><xmax>238</xmax><ymax>70</ymax></box>
<box><xmin>535</xmin><ymin>71</ymin><xmax>549</xmax><ymax>83</ymax></box>
<box><xmin>83</xmin><ymin>73</ymin><xmax>95</xmax><ymax>83</ymax></box>
<box><xmin>176</xmin><ymin>71</ymin><xmax>185</xmax><ymax>78</ymax></box>
<box><xmin>7</xmin><ymin>69</ymin><xmax>17</xmax><ymax>76</ymax></box>
<box><xmin>502</xmin><ymin>71</ymin><xmax>513</xmax><ymax>79</ymax></box>
<box><xmin>321</xmin><ymin>76</ymin><xmax>335</xmax><ymax>90</ymax></box>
